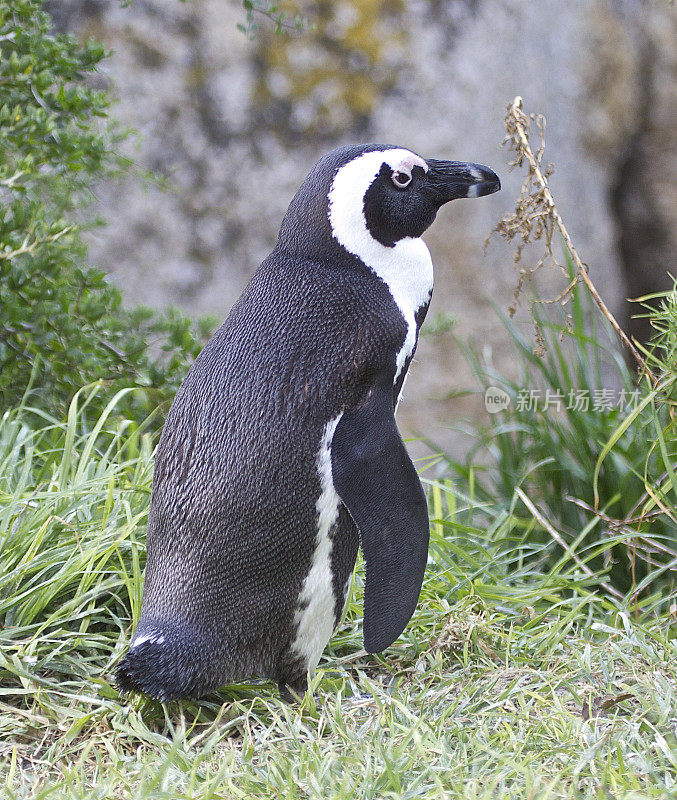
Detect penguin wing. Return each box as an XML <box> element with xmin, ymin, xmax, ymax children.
<box><xmin>330</xmin><ymin>379</ymin><xmax>430</xmax><ymax>653</ymax></box>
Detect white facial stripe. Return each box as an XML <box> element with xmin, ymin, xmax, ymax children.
<box><xmin>392</xmin><ymin>153</ymin><xmax>428</xmax><ymax>174</ymax></box>
<box><xmin>327</xmin><ymin>149</ymin><xmax>434</xmax><ymax>381</ymax></box>
<box><xmin>290</xmin><ymin>414</ymin><xmax>342</xmax><ymax>672</ymax></box>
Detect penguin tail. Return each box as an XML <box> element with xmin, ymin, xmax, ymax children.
<box><xmin>115</xmin><ymin>628</ymin><xmax>212</xmax><ymax>702</ymax></box>
<box><xmin>115</xmin><ymin>649</ymin><xmax>151</xmax><ymax>696</ymax></box>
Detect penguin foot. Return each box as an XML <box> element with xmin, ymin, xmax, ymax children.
<box><xmin>277</xmin><ymin>677</ymin><xmax>308</xmax><ymax>703</ymax></box>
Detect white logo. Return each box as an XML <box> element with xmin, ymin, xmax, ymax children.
<box><xmin>484</xmin><ymin>386</ymin><xmax>510</xmax><ymax>414</ymax></box>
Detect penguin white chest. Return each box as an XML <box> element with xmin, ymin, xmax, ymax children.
<box><xmin>375</xmin><ymin>238</ymin><xmax>434</xmax><ymax>380</ymax></box>
<box><xmin>289</xmin><ymin>415</ymin><xmax>342</xmax><ymax>672</ymax></box>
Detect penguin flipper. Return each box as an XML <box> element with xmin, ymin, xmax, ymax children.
<box><xmin>330</xmin><ymin>379</ymin><xmax>429</xmax><ymax>653</ymax></box>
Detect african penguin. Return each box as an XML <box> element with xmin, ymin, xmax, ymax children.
<box><xmin>115</xmin><ymin>144</ymin><xmax>500</xmax><ymax>702</ymax></box>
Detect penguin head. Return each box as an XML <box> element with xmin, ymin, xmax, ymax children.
<box><xmin>277</xmin><ymin>144</ymin><xmax>500</xmax><ymax>260</ymax></box>
<box><xmin>331</xmin><ymin>147</ymin><xmax>501</xmax><ymax>249</ymax></box>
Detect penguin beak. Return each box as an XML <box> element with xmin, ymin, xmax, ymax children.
<box><xmin>423</xmin><ymin>159</ymin><xmax>501</xmax><ymax>205</ymax></box>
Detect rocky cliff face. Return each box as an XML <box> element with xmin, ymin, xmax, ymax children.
<box><xmin>51</xmin><ymin>0</ymin><xmax>676</xmax><ymax>454</ymax></box>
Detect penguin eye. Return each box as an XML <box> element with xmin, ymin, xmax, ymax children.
<box><xmin>391</xmin><ymin>170</ymin><xmax>412</xmax><ymax>189</ymax></box>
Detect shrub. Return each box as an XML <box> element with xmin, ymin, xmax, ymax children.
<box><xmin>0</xmin><ymin>0</ymin><xmax>212</xmax><ymax>422</ymax></box>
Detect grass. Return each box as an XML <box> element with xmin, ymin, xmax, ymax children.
<box><xmin>1</xmin><ymin>387</ymin><xmax>675</xmax><ymax>799</ymax></box>
<box><xmin>441</xmin><ymin>258</ymin><xmax>676</xmax><ymax>607</ymax></box>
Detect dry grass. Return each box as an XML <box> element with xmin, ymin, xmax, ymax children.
<box><xmin>493</xmin><ymin>96</ymin><xmax>654</xmax><ymax>382</ymax></box>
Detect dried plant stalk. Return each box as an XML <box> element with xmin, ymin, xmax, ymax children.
<box><xmin>496</xmin><ymin>96</ymin><xmax>655</xmax><ymax>383</ymax></box>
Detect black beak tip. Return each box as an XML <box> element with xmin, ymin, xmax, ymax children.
<box><xmin>423</xmin><ymin>158</ymin><xmax>501</xmax><ymax>203</ymax></box>
<box><xmin>472</xmin><ymin>179</ymin><xmax>501</xmax><ymax>197</ymax></box>
<box><xmin>469</xmin><ymin>167</ymin><xmax>501</xmax><ymax>198</ymax></box>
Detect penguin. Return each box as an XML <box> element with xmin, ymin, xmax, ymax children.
<box><xmin>115</xmin><ymin>144</ymin><xmax>500</xmax><ymax>702</ymax></box>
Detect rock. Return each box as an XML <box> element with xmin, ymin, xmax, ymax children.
<box><xmin>52</xmin><ymin>0</ymin><xmax>676</xmax><ymax>455</ymax></box>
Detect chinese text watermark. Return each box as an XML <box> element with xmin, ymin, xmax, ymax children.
<box><xmin>484</xmin><ymin>386</ymin><xmax>641</xmax><ymax>414</ymax></box>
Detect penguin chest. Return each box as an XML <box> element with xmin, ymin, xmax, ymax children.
<box><xmin>289</xmin><ymin>415</ymin><xmax>343</xmax><ymax>672</ymax></box>
<box><xmin>379</xmin><ymin>238</ymin><xmax>434</xmax><ymax>380</ymax></box>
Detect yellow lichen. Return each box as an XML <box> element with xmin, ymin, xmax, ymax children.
<box><xmin>253</xmin><ymin>0</ymin><xmax>407</xmax><ymax>138</ymax></box>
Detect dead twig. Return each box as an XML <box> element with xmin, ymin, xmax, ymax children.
<box><xmin>496</xmin><ymin>96</ymin><xmax>657</xmax><ymax>384</ymax></box>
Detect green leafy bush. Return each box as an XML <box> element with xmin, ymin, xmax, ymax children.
<box><xmin>0</xmin><ymin>0</ymin><xmax>212</xmax><ymax>421</ymax></box>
